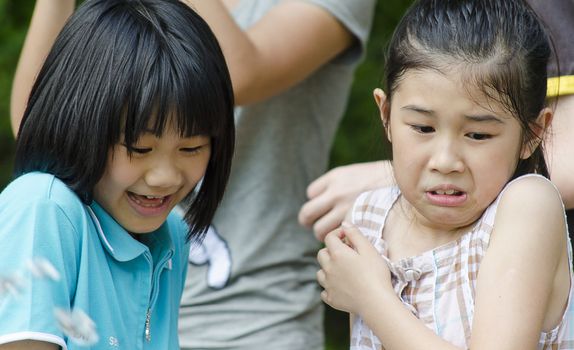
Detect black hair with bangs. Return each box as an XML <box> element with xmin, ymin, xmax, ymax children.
<box><xmin>384</xmin><ymin>0</ymin><xmax>551</xmax><ymax>178</ymax></box>
<box><xmin>14</xmin><ymin>0</ymin><xmax>235</xmax><ymax>241</ymax></box>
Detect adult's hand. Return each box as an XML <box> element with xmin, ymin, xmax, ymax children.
<box><xmin>299</xmin><ymin>161</ymin><xmax>393</xmax><ymax>241</ymax></box>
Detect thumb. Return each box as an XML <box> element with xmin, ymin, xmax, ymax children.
<box><xmin>323</xmin><ymin>227</ymin><xmax>348</xmax><ymax>250</ymax></box>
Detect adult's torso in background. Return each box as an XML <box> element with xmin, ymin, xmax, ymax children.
<box><xmin>178</xmin><ymin>1</ymin><xmax>375</xmax><ymax>349</ymax></box>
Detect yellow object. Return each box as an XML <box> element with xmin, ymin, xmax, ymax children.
<box><xmin>547</xmin><ymin>75</ymin><xmax>574</xmax><ymax>97</ymax></box>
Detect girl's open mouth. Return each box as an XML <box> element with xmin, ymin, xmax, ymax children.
<box><xmin>431</xmin><ymin>189</ymin><xmax>463</xmax><ymax>196</ymax></box>
<box><xmin>426</xmin><ymin>190</ymin><xmax>467</xmax><ymax>206</ymax></box>
<box><xmin>128</xmin><ymin>192</ymin><xmax>168</xmax><ymax>207</ymax></box>
<box><xmin>127</xmin><ymin>192</ymin><xmax>172</xmax><ymax>216</ymax></box>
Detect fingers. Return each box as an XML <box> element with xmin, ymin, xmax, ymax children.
<box><xmin>311</xmin><ymin>205</ymin><xmax>348</xmax><ymax>241</ymax></box>
<box><xmin>316</xmin><ymin>249</ymin><xmax>332</xmax><ymax>304</ymax></box>
<box><xmin>316</xmin><ymin>268</ymin><xmax>327</xmax><ymax>287</ymax></box>
<box><xmin>319</xmin><ymin>290</ymin><xmax>340</xmax><ymax>311</ymax></box>
<box><xmin>317</xmin><ymin>246</ymin><xmax>330</xmax><ymax>266</ymax></box>
<box><xmin>299</xmin><ymin>166</ymin><xmax>360</xmax><ymax>236</ymax></box>
<box><xmin>340</xmin><ymin>222</ymin><xmax>374</xmax><ymax>254</ymax></box>
<box><xmin>320</xmin><ymin>289</ymin><xmax>330</xmax><ymax>305</ymax></box>
<box><xmin>306</xmin><ymin>173</ymin><xmax>328</xmax><ymax>199</ymax></box>
<box><xmin>298</xmin><ymin>191</ymin><xmax>334</xmax><ymax>229</ymax></box>
<box><xmin>298</xmin><ymin>169</ymin><xmax>337</xmax><ymax>229</ymax></box>
<box><xmin>323</xmin><ymin>228</ymin><xmax>349</xmax><ymax>250</ymax></box>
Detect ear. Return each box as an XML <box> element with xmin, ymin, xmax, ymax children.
<box><xmin>373</xmin><ymin>88</ymin><xmax>391</xmax><ymax>142</ymax></box>
<box><xmin>520</xmin><ymin>107</ymin><xmax>553</xmax><ymax>159</ymax></box>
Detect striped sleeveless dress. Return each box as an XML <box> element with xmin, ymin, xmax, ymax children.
<box><xmin>349</xmin><ymin>174</ymin><xmax>574</xmax><ymax>350</ymax></box>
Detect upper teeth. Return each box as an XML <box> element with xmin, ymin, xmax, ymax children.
<box><xmin>145</xmin><ymin>195</ymin><xmax>162</xmax><ymax>199</ymax></box>
<box><xmin>436</xmin><ymin>189</ymin><xmax>457</xmax><ymax>195</ymax></box>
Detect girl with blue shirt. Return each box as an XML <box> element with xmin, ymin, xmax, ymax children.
<box><xmin>0</xmin><ymin>0</ymin><xmax>234</xmax><ymax>349</ymax></box>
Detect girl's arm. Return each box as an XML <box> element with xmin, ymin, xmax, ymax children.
<box><xmin>0</xmin><ymin>341</ymin><xmax>59</xmax><ymax>350</ymax></box>
<box><xmin>319</xmin><ymin>176</ymin><xmax>568</xmax><ymax>349</ymax></box>
<box><xmin>183</xmin><ymin>0</ymin><xmax>354</xmax><ymax>106</ymax></box>
<box><xmin>10</xmin><ymin>0</ymin><xmax>75</xmax><ymax>137</ymax></box>
<box><xmin>469</xmin><ymin>176</ymin><xmax>568</xmax><ymax>349</ymax></box>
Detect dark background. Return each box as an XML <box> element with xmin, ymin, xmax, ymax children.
<box><xmin>0</xmin><ymin>1</ymin><xmax>414</xmax><ymax>348</ymax></box>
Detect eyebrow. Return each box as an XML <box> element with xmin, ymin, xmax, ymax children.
<box><xmin>401</xmin><ymin>105</ymin><xmax>505</xmax><ymax>124</ymax></box>
<box><xmin>464</xmin><ymin>114</ymin><xmax>504</xmax><ymax>123</ymax></box>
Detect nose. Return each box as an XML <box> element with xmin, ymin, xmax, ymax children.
<box><xmin>144</xmin><ymin>157</ymin><xmax>183</xmax><ymax>189</ymax></box>
<box><xmin>428</xmin><ymin>138</ymin><xmax>465</xmax><ymax>174</ymax></box>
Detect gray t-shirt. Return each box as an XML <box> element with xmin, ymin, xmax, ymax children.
<box><xmin>179</xmin><ymin>1</ymin><xmax>375</xmax><ymax>349</ymax></box>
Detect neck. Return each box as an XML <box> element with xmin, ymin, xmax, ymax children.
<box><xmin>383</xmin><ymin>196</ymin><xmax>475</xmax><ymax>261</ymax></box>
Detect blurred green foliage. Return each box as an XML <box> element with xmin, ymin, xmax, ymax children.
<box><xmin>0</xmin><ymin>0</ymin><xmax>34</xmax><ymax>189</ymax></box>
<box><xmin>0</xmin><ymin>1</ymin><xmax>412</xmax><ymax>349</ymax></box>
<box><xmin>330</xmin><ymin>0</ymin><xmax>412</xmax><ymax>169</ymax></box>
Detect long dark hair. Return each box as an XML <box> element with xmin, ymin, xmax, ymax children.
<box><xmin>14</xmin><ymin>0</ymin><xmax>235</xmax><ymax>241</ymax></box>
<box><xmin>384</xmin><ymin>0</ymin><xmax>551</xmax><ymax>178</ymax></box>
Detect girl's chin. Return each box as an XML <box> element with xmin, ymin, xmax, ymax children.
<box><xmin>126</xmin><ymin>221</ymin><xmax>165</xmax><ymax>235</ymax></box>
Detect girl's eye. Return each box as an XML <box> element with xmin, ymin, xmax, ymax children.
<box><xmin>120</xmin><ymin>143</ymin><xmax>151</xmax><ymax>154</ymax></box>
<box><xmin>411</xmin><ymin>125</ymin><xmax>435</xmax><ymax>134</ymax></box>
<box><xmin>181</xmin><ymin>146</ymin><xmax>203</xmax><ymax>154</ymax></box>
<box><xmin>467</xmin><ymin>132</ymin><xmax>492</xmax><ymax>141</ymax></box>
<box><xmin>131</xmin><ymin>147</ymin><xmax>152</xmax><ymax>154</ymax></box>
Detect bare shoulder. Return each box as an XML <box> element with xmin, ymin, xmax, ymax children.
<box><xmin>494</xmin><ymin>175</ymin><xmax>566</xmax><ymax>249</ymax></box>
<box><xmin>499</xmin><ymin>175</ymin><xmax>564</xmax><ymax>218</ymax></box>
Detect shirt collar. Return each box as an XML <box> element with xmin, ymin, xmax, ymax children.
<box><xmin>87</xmin><ymin>202</ymin><xmax>174</xmax><ymax>262</ymax></box>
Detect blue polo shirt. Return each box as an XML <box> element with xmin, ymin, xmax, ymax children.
<box><xmin>0</xmin><ymin>172</ymin><xmax>190</xmax><ymax>349</ymax></box>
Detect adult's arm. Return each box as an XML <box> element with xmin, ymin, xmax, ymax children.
<box><xmin>10</xmin><ymin>0</ymin><xmax>75</xmax><ymax>137</ymax></box>
<box><xmin>184</xmin><ymin>0</ymin><xmax>355</xmax><ymax>106</ymax></box>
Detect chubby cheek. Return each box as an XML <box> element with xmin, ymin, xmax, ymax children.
<box><xmin>193</xmin><ymin>156</ymin><xmax>211</xmax><ymax>180</ymax></box>
<box><xmin>472</xmin><ymin>152</ymin><xmax>518</xmax><ymax>203</ymax></box>
<box><xmin>93</xmin><ymin>153</ymin><xmax>138</xmax><ymax>202</ymax></box>
<box><xmin>391</xmin><ymin>144</ymin><xmax>422</xmax><ymax>184</ymax></box>
<box><xmin>394</xmin><ymin>167</ymin><xmax>421</xmax><ymax>205</ymax></box>
<box><xmin>184</xmin><ymin>150</ymin><xmax>212</xmax><ymax>191</ymax></box>
<box><xmin>104</xmin><ymin>163</ymin><xmax>139</xmax><ymax>192</ymax></box>
<box><xmin>93</xmin><ymin>172</ymin><xmax>128</xmax><ymax>207</ymax></box>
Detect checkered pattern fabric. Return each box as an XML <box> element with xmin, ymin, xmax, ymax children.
<box><xmin>349</xmin><ymin>175</ymin><xmax>574</xmax><ymax>350</ymax></box>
